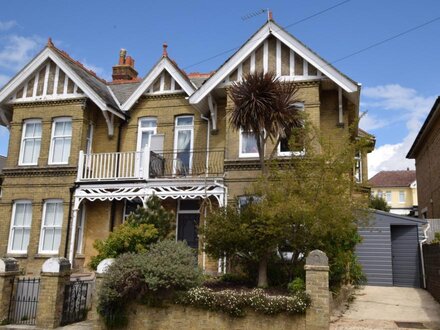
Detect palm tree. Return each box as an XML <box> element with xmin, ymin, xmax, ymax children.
<box><xmin>229</xmin><ymin>72</ymin><xmax>301</xmax><ymax>174</ymax></box>
<box><xmin>229</xmin><ymin>72</ymin><xmax>302</xmax><ymax>287</ymax></box>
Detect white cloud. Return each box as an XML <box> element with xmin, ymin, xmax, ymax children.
<box><xmin>0</xmin><ymin>20</ymin><xmax>17</xmax><ymax>31</ymax></box>
<box><xmin>0</xmin><ymin>35</ymin><xmax>43</xmax><ymax>71</ymax></box>
<box><xmin>363</xmin><ymin>84</ymin><xmax>436</xmax><ymax>178</ymax></box>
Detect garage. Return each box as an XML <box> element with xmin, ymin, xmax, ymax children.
<box><xmin>356</xmin><ymin>210</ymin><xmax>427</xmax><ymax>287</ymax></box>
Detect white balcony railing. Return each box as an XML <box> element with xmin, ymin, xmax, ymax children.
<box><xmin>77</xmin><ymin>148</ymin><xmax>150</xmax><ymax>181</ymax></box>
<box><xmin>76</xmin><ymin>147</ymin><xmax>225</xmax><ymax>182</ymax></box>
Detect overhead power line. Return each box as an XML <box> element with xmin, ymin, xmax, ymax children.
<box><xmin>183</xmin><ymin>0</ymin><xmax>353</xmax><ymax>70</ymax></box>
<box><xmin>331</xmin><ymin>16</ymin><xmax>440</xmax><ymax>65</ymax></box>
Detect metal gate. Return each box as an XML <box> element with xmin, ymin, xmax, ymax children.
<box><xmin>8</xmin><ymin>277</ymin><xmax>40</xmax><ymax>325</ymax></box>
<box><xmin>61</xmin><ymin>279</ymin><xmax>92</xmax><ymax>325</ymax></box>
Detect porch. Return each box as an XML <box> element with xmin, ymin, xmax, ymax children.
<box><xmin>68</xmin><ymin>179</ymin><xmax>227</xmax><ymax>274</ymax></box>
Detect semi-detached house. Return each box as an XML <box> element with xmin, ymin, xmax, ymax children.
<box><xmin>0</xmin><ymin>18</ymin><xmax>371</xmax><ymax>275</ymax></box>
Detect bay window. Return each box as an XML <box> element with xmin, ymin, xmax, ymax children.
<box><xmin>49</xmin><ymin>117</ymin><xmax>72</xmax><ymax>164</ymax></box>
<box><xmin>19</xmin><ymin>119</ymin><xmax>42</xmax><ymax>165</ymax></box>
<box><xmin>8</xmin><ymin>201</ymin><xmax>32</xmax><ymax>254</ymax></box>
<box><xmin>39</xmin><ymin>199</ymin><xmax>63</xmax><ymax>254</ymax></box>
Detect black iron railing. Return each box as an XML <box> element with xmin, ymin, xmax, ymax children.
<box><xmin>8</xmin><ymin>277</ymin><xmax>40</xmax><ymax>325</ymax></box>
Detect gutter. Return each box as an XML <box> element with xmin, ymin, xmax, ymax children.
<box><xmin>110</xmin><ymin>120</ymin><xmax>125</xmax><ymax>231</ymax></box>
<box><xmin>64</xmin><ymin>183</ymin><xmax>79</xmax><ymax>258</ymax></box>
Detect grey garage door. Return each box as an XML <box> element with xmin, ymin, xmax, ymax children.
<box><xmin>390</xmin><ymin>225</ymin><xmax>421</xmax><ymax>287</ymax></box>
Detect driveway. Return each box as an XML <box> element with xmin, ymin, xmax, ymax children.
<box><xmin>331</xmin><ymin>286</ymin><xmax>440</xmax><ymax>329</ymax></box>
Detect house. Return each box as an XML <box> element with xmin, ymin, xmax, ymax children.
<box><xmin>369</xmin><ymin>170</ymin><xmax>418</xmax><ymax>216</ymax></box>
<box><xmin>0</xmin><ymin>17</ymin><xmax>371</xmax><ymax>275</ymax></box>
<box><xmin>407</xmin><ymin>97</ymin><xmax>440</xmax><ymax>219</ymax></box>
<box><xmin>357</xmin><ymin>210</ymin><xmax>427</xmax><ymax>287</ymax></box>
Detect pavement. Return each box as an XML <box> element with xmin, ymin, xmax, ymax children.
<box><xmin>331</xmin><ymin>286</ymin><xmax>440</xmax><ymax>330</ymax></box>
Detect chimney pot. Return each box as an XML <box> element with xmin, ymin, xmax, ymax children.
<box><xmin>113</xmin><ymin>49</ymin><xmax>138</xmax><ymax>82</ymax></box>
<box><xmin>163</xmin><ymin>43</ymin><xmax>168</xmax><ymax>57</ymax></box>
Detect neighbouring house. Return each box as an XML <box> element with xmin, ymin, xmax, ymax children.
<box><xmin>0</xmin><ymin>17</ymin><xmax>372</xmax><ymax>275</ymax></box>
<box><xmin>369</xmin><ymin>170</ymin><xmax>418</xmax><ymax>216</ymax></box>
<box><xmin>357</xmin><ymin>210</ymin><xmax>427</xmax><ymax>288</ymax></box>
<box><xmin>407</xmin><ymin>97</ymin><xmax>440</xmax><ymax>219</ymax></box>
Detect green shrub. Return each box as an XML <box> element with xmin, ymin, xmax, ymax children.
<box><xmin>89</xmin><ymin>195</ymin><xmax>175</xmax><ymax>270</ymax></box>
<box><xmin>369</xmin><ymin>195</ymin><xmax>391</xmax><ymax>212</ymax></box>
<box><xmin>176</xmin><ymin>287</ymin><xmax>311</xmax><ymax>317</ymax></box>
<box><xmin>432</xmin><ymin>232</ymin><xmax>440</xmax><ymax>244</ymax></box>
<box><xmin>220</xmin><ymin>273</ymin><xmax>252</xmax><ymax>286</ymax></box>
<box><xmin>97</xmin><ymin>240</ymin><xmax>202</xmax><ymax>326</ymax></box>
<box><xmin>89</xmin><ymin>223</ymin><xmax>158</xmax><ymax>270</ymax></box>
<box><xmin>287</xmin><ymin>278</ymin><xmax>305</xmax><ymax>295</ymax></box>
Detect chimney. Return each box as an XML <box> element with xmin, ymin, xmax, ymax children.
<box><xmin>112</xmin><ymin>49</ymin><xmax>138</xmax><ymax>82</ymax></box>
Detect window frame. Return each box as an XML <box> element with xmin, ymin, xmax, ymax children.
<box><xmin>136</xmin><ymin>117</ymin><xmax>157</xmax><ymax>152</ymax></box>
<box><xmin>399</xmin><ymin>191</ymin><xmax>405</xmax><ymax>204</ymax></box>
<box><xmin>18</xmin><ymin>119</ymin><xmax>42</xmax><ymax>166</ymax></box>
<box><xmin>76</xmin><ymin>205</ymin><xmax>86</xmax><ymax>254</ymax></box>
<box><xmin>38</xmin><ymin>199</ymin><xmax>64</xmax><ymax>255</ymax></box>
<box><xmin>48</xmin><ymin>117</ymin><xmax>73</xmax><ymax>165</ymax></box>
<box><xmin>277</xmin><ymin>102</ymin><xmax>305</xmax><ymax>157</ymax></box>
<box><xmin>173</xmin><ymin>115</ymin><xmax>194</xmax><ymax>174</ymax></box>
<box><xmin>385</xmin><ymin>191</ymin><xmax>392</xmax><ymax>203</ymax></box>
<box><xmin>7</xmin><ymin>200</ymin><xmax>33</xmax><ymax>254</ymax></box>
<box><xmin>239</xmin><ymin>129</ymin><xmax>259</xmax><ymax>158</ymax></box>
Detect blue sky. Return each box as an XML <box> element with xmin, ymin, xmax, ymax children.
<box><xmin>1</xmin><ymin>0</ymin><xmax>440</xmax><ymax>176</ymax></box>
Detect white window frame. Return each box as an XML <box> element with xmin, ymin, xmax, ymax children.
<box><xmin>354</xmin><ymin>152</ymin><xmax>362</xmax><ymax>183</ymax></box>
<box><xmin>173</xmin><ymin>116</ymin><xmax>194</xmax><ymax>174</ymax></box>
<box><xmin>277</xmin><ymin>102</ymin><xmax>305</xmax><ymax>157</ymax></box>
<box><xmin>136</xmin><ymin>117</ymin><xmax>157</xmax><ymax>152</ymax></box>
<box><xmin>38</xmin><ymin>199</ymin><xmax>64</xmax><ymax>255</ymax></box>
<box><xmin>7</xmin><ymin>200</ymin><xmax>32</xmax><ymax>254</ymax></box>
<box><xmin>385</xmin><ymin>191</ymin><xmax>392</xmax><ymax>203</ymax></box>
<box><xmin>176</xmin><ymin>199</ymin><xmax>200</xmax><ymax>241</ymax></box>
<box><xmin>377</xmin><ymin>190</ymin><xmax>383</xmax><ymax>199</ymax></box>
<box><xmin>18</xmin><ymin>119</ymin><xmax>42</xmax><ymax>166</ymax></box>
<box><xmin>399</xmin><ymin>191</ymin><xmax>405</xmax><ymax>204</ymax></box>
<box><xmin>239</xmin><ymin>129</ymin><xmax>259</xmax><ymax>158</ymax></box>
<box><xmin>85</xmin><ymin>123</ymin><xmax>94</xmax><ymax>155</ymax></box>
<box><xmin>48</xmin><ymin>117</ymin><xmax>72</xmax><ymax>165</ymax></box>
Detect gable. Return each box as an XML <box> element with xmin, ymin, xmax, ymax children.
<box><xmin>121</xmin><ymin>57</ymin><xmax>195</xmax><ymax>111</ymax></box>
<box><xmin>190</xmin><ymin>20</ymin><xmax>359</xmax><ymax>105</ymax></box>
<box><xmin>146</xmin><ymin>69</ymin><xmax>183</xmax><ymax>95</ymax></box>
<box><xmin>7</xmin><ymin>59</ymin><xmax>84</xmax><ymax>104</ymax></box>
<box><xmin>223</xmin><ymin>35</ymin><xmax>323</xmax><ymax>85</ymax></box>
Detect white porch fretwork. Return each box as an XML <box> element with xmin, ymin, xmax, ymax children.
<box><xmin>68</xmin><ymin>179</ymin><xmax>227</xmax><ymax>264</ymax></box>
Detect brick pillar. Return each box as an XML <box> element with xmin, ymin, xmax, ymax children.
<box><xmin>36</xmin><ymin>257</ymin><xmax>71</xmax><ymax>329</ymax></box>
<box><xmin>88</xmin><ymin>258</ymin><xmax>114</xmax><ymax>321</ymax></box>
<box><xmin>305</xmin><ymin>250</ymin><xmax>330</xmax><ymax>330</ymax></box>
<box><xmin>0</xmin><ymin>258</ymin><xmax>19</xmax><ymax>323</ymax></box>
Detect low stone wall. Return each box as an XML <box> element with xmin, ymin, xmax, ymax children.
<box><xmin>124</xmin><ymin>304</ymin><xmax>305</xmax><ymax>330</ymax></box>
<box><xmin>423</xmin><ymin>243</ymin><xmax>440</xmax><ymax>302</ymax></box>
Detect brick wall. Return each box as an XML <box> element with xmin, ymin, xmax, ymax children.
<box><xmin>423</xmin><ymin>243</ymin><xmax>440</xmax><ymax>302</ymax></box>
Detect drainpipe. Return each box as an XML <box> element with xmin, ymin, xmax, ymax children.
<box><xmin>200</xmin><ymin>114</ymin><xmax>210</xmax><ymax>176</ymax></box>
<box><xmin>64</xmin><ymin>183</ymin><xmax>79</xmax><ymax>258</ymax></box>
<box><xmin>110</xmin><ymin>121</ymin><xmax>125</xmax><ymax>231</ymax></box>
<box><xmin>419</xmin><ymin>222</ymin><xmax>430</xmax><ymax>288</ymax></box>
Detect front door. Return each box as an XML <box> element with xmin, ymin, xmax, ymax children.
<box><xmin>177</xmin><ymin>213</ymin><xmax>199</xmax><ymax>249</ymax></box>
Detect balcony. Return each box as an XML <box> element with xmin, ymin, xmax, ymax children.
<box><xmin>76</xmin><ymin>148</ymin><xmax>224</xmax><ymax>182</ymax></box>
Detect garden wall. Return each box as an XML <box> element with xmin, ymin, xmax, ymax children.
<box><xmin>423</xmin><ymin>243</ymin><xmax>440</xmax><ymax>302</ymax></box>
<box><xmin>125</xmin><ymin>304</ymin><xmax>305</xmax><ymax>330</ymax></box>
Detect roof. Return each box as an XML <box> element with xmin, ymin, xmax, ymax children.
<box><xmin>49</xmin><ymin>45</ymin><xmax>122</xmax><ymax>113</ymax></box>
<box><xmin>407</xmin><ymin>96</ymin><xmax>440</xmax><ymax>158</ymax></box>
<box><xmin>189</xmin><ymin>19</ymin><xmax>360</xmax><ymax>105</ymax></box>
<box><xmin>109</xmin><ymin>82</ymin><xmax>141</xmax><ymax>105</ymax></box>
<box><xmin>369</xmin><ymin>170</ymin><xmax>416</xmax><ymax>188</ymax></box>
<box><xmin>371</xmin><ymin>209</ymin><xmax>427</xmax><ymax>225</ymax></box>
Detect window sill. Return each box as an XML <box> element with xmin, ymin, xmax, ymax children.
<box><xmin>34</xmin><ymin>253</ymin><xmax>59</xmax><ymax>259</ymax></box>
<box><xmin>75</xmin><ymin>254</ymin><xmax>85</xmax><ymax>259</ymax></box>
<box><xmin>5</xmin><ymin>253</ymin><xmax>28</xmax><ymax>258</ymax></box>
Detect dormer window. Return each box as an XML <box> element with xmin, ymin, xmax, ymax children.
<box><xmin>49</xmin><ymin>117</ymin><xmax>72</xmax><ymax>165</ymax></box>
<box><xmin>19</xmin><ymin>119</ymin><xmax>42</xmax><ymax>166</ymax></box>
